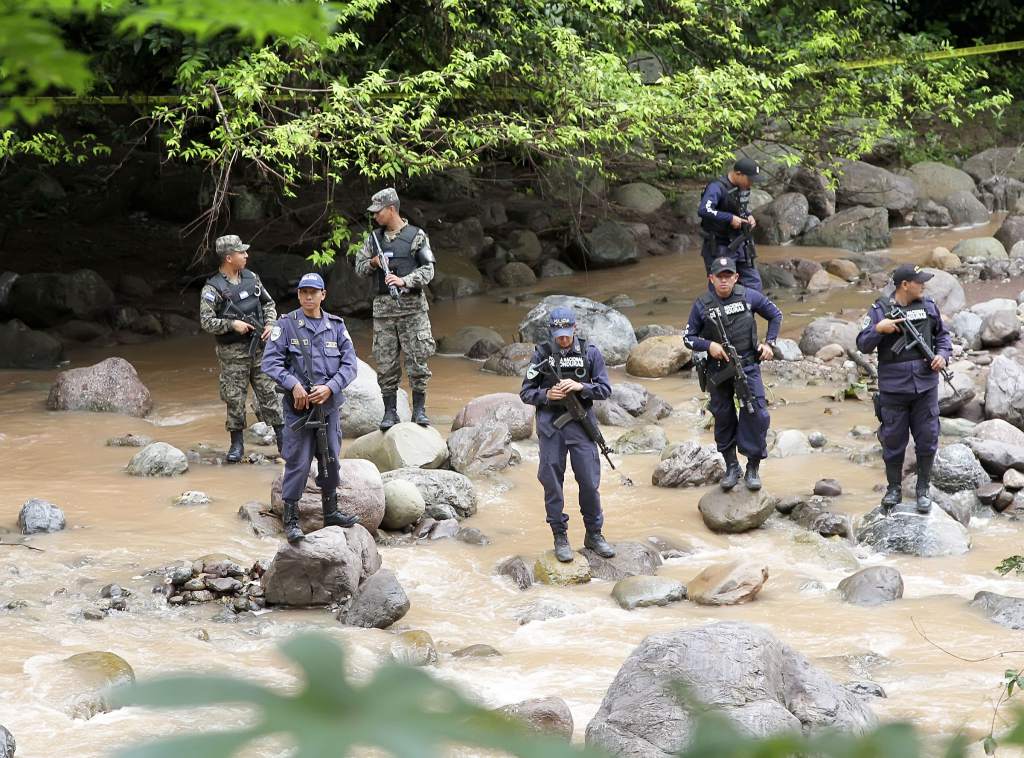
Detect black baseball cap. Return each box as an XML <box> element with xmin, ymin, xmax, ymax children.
<box><xmin>891</xmin><ymin>264</ymin><xmax>934</xmax><ymax>286</ymax></box>
<box><xmin>733</xmin><ymin>157</ymin><xmax>765</xmax><ymax>183</ymax></box>
<box><xmin>709</xmin><ymin>256</ymin><xmax>738</xmax><ymax>275</ymax></box>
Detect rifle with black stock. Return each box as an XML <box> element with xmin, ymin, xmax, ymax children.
<box><xmin>221</xmin><ymin>298</ymin><xmax>264</xmax><ymax>360</ymax></box>
<box><xmin>705</xmin><ymin>306</ymin><xmax>757</xmax><ymax>415</ymax></box>
<box><xmin>370</xmin><ymin>229</ymin><xmax>405</xmax><ymax>301</ymax></box>
<box><xmin>726</xmin><ymin>221</ymin><xmax>755</xmax><ymax>265</ymax></box>
<box><xmin>528</xmin><ymin>354</ymin><xmax>617</xmax><ymax>470</ymax></box>
<box><xmin>887</xmin><ymin>302</ymin><xmax>960</xmax><ymax>397</ymax></box>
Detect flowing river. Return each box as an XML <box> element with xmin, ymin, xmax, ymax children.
<box><xmin>2</xmin><ymin>219</ymin><xmax>1023</xmax><ymax>756</ymax></box>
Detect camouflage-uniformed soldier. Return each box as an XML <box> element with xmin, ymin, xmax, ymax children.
<box><xmin>354</xmin><ymin>188</ymin><xmax>436</xmax><ymax>430</ymax></box>
<box><xmin>199</xmin><ymin>234</ymin><xmax>283</xmax><ymax>462</ymax></box>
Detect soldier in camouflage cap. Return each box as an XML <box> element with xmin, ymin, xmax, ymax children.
<box><xmin>354</xmin><ymin>187</ymin><xmax>437</xmax><ymax>430</ymax></box>
<box><xmin>199</xmin><ymin>233</ymin><xmax>283</xmax><ymax>462</ymax></box>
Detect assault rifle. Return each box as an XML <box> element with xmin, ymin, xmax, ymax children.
<box><xmin>888</xmin><ymin>303</ymin><xmax>960</xmax><ymax>397</ymax></box>
<box><xmin>528</xmin><ymin>356</ymin><xmax>616</xmax><ymax>469</ymax></box>
<box><xmin>222</xmin><ymin>298</ymin><xmax>264</xmax><ymax>360</ymax></box>
<box><xmin>370</xmin><ymin>230</ymin><xmax>405</xmax><ymax>301</ymax></box>
<box><xmin>705</xmin><ymin>306</ymin><xmax>756</xmax><ymax>415</ymax></box>
<box><xmin>726</xmin><ymin>222</ymin><xmax>755</xmax><ymax>265</ymax></box>
<box><xmin>277</xmin><ymin>384</ymin><xmax>335</xmax><ymax>476</ymax></box>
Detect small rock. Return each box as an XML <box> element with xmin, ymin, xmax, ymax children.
<box><xmin>772</xmin><ymin>429</ymin><xmax>812</xmax><ymax>457</ymax></box>
<box><xmin>813</xmin><ymin>479</ymin><xmax>842</xmax><ymax>496</ymax></box>
<box><xmin>534</xmin><ymin>551</ymin><xmax>591</xmax><ymax>586</ymax></box>
<box><xmin>687</xmin><ymin>561</ymin><xmax>768</xmax><ymax>605</ymax></box>
<box><xmin>381</xmin><ymin>479</ymin><xmax>426</xmax><ymax>530</ymax></box>
<box><xmin>18</xmin><ymin>498</ymin><xmax>66</xmax><ymax>534</ymax></box>
<box><xmin>497</xmin><ymin>697</ymin><xmax>574</xmax><ymax>741</ymax></box>
<box><xmin>611</xmin><ymin>575</ymin><xmax>686</xmax><ymax>610</ymax></box>
<box><xmin>578</xmin><ymin>542</ymin><xmax>662</xmax><ymax>581</ymax></box>
<box><xmin>970</xmin><ymin>591</ymin><xmax>1024</xmax><ymax>630</ymax></box>
<box><xmin>452</xmin><ymin>644</ymin><xmax>502</xmax><ymax>658</ymax></box>
<box><xmin>613</xmin><ymin>425</ymin><xmax>668</xmax><ymax>455</ymax></box>
<box><xmin>808</xmin><ymin>432</ymin><xmax>827</xmax><ymax>448</ymax></box>
<box><xmin>1004</xmin><ymin>469</ymin><xmax>1024</xmax><ymax>490</ymax></box>
<box><xmin>837</xmin><ymin>567</ymin><xmax>904</xmax><ymax>606</ymax></box>
<box><xmin>455</xmin><ymin>527</ymin><xmax>490</xmax><ymax>545</ymax></box>
<box><xmin>496</xmin><ymin>556</ymin><xmax>533</xmax><ymax>591</ymax></box>
<box><xmin>845</xmin><ymin>681</ymin><xmax>887</xmax><ymax>699</ymax></box>
<box><xmin>338</xmin><ymin>569</ymin><xmax>410</xmax><ymax>629</ymax></box>
<box><xmin>697</xmin><ymin>488</ymin><xmax>774</xmax><ymax>533</ymax></box>
<box><xmin>173</xmin><ymin>490</ymin><xmax>211</xmax><ymax>507</ymax></box>
<box><xmin>514</xmin><ymin>598</ymin><xmax>582</xmax><ymax>625</ymax></box>
<box><xmin>105</xmin><ymin>433</ymin><xmax>153</xmax><ymax>448</ymax></box>
<box><xmin>125</xmin><ymin>442</ymin><xmax>188</xmax><ymax>477</ymax></box>
<box><xmin>386</xmin><ymin>630</ymin><xmax>438</xmax><ymax>666</ymax></box>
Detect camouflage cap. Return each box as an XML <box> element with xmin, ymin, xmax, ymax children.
<box><xmin>215</xmin><ymin>234</ymin><xmax>250</xmax><ymax>257</ymax></box>
<box><xmin>367</xmin><ymin>187</ymin><xmax>400</xmax><ymax>213</ymax></box>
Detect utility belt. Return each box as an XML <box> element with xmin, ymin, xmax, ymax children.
<box><xmin>694</xmin><ymin>351</ymin><xmax>759</xmax><ymax>391</ymax></box>
<box><xmin>700</xmin><ymin>229</ymin><xmax>756</xmax><ymax>266</ymax></box>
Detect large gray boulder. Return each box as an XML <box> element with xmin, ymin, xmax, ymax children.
<box><xmin>8</xmin><ymin>269</ymin><xmax>115</xmax><ymax>327</ymax></box>
<box><xmin>337</xmin><ymin>569</ymin><xmax>410</xmax><ymax>629</ymax></box>
<box><xmin>881</xmin><ymin>268</ymin><xmax>964</xmax><ymax>314</ymax></box>
<box><xmin>652</xmin><ymin>442</ymin><xmax>724</xmax><ymax>488</ymax></box>
<box><xmin>580</xmin><ymin>220</ymin><xmax>639</xmax><ymax>267</ymax></box>
<box><xmin>752</xmin><ymin>193</ymin><xmax>809</xmax><ymax>245</ymax></box>
<box><xmin>980</xmin><ymin>310</ymin><xmax>1020</xmax><ymax>347</ymax></box>
<box><xmin>962</xmin><ymin>439</ymin><xmax>1024</xmax><ymax>477</ymax></box>
<box><xmin>271</xmin><ymin>458</ymin><xmax>386</xmax><ymax>534</ymax></box>
<box><xmin>938</xmin><ymin>371</ymin><xmax>976</xmax><ymax>416</ymax></box>
<box><xmin>518</xmin><ymin>296</ymin><xmax>637</xmax><ymax>365</ymax></box>
<box><xmin>498</xmin><ymin>697</ymin><xmax>574</xmax><ymax>741</ymax></box>
<box><xmin>735</xmin><ymin>142</ymin><xmax>803</xmax><ymax>195</ymax></box>
<box><xmin>798</xmin><ymin>318</ymin><xmax>859</xmax><ymax>355</ymax></box>
<box><xmin>18</xmin><ymin>498</ymin><xmax>66</xmax><ymax>534</ymax></box>
<box><xmin>931</xmin><ymin>443</ymin><xmax>990</xmax><ymax>493</ymax></box>
<box><xmin>951</xmin><ymin>237</ymin><xmax>1008</xmax><ymax>261</ymax></box>
<box><xmin>0</xmin><ymin>319</ymin><xmax>63</xmax><ymax>369</ymax></box>
<box><xmin>36</xmin><ymin>651</ymin><xmax>135</xmax><ymax>720</ymax></box>
<box><xmin>339</xmin><ymin>360</ymin><xmax>411</xmax><ymax>438</ymax></box>
<box><xmin>963</xmin><ymin>147</ymin><xmax>1024</xmax><ymax>183</ymax></box>
<box><xmin>950</xmin><ymin>310</ymin><xmax>983</xmax><ymax>350</ymax></box>
<box><xmin>611</xmin><ymin>182</ymin><xmax>666</xmax><ymax>214</ymax></box>
<box><xmin>381</xmin><ymin>467</ymin><xmax>477</xmax><ymax>520</ymax></box>
<box><xmin>970</xmin><ymin>591</ymin><xmax>1024</xmax><ymax>630</ymax></box>
<box><xmin>972</xmin><ymin>418</ymin><xmax>1024</xmax><ymax>447</ymax></box>
<box><xmin>942</xmin><ymin>190</ymin><xmax>989</xmax><ymax>226</ymax></box>
<box><xmin>786</xmin><ymin>166</ymin><xmax>835</xmax><ymax>218</ymax></box>
<box><xmin>985</xmin><ymin>355</ymin><xmax>1024</xmax><ymax>429</ymax></box>
<box><xmin>857</xmin><ymin>504</ymin><xmax>971</xmax><ymax>557</ymax></box>
<box><xmin>482</xmin><ymin>342</ymin><xmax>535</xmax><ymax>376</ymax></box>
<box><xmin>436</xmin><ymin>326</ymin><xmax>505</xmax><ymax>355</ymax></box>
<box><xmin>612</xmin><ymin>576</ymin><xmax>686</xmax><ymax>610</ymax></box>
<box><xmin>262</xmin><ymin>525</ymin><xmax>381</xmax><ymax>606</ymax></box>
<box><xmin>447</xmin><ymin>422</ymin><xmax>519</xmax><ymax>476</ymax></box>
<box><xmin>836</xmin><ymin>160</ymin><xmax>916</xmax><ymax>211</ymax></box>
<box><xmin>798</xmin><ymin>206</ymin><xmax>891</xmax><ymax>253</ymax></box>
<box><xmin>995</xmin><ymin>215</ymin><xmax>1024</xmax><ymax>253</ymax></box>
<box><xmin>451</xmin><ymin>392</ymin><xmax>534</xmax><ymax>440</ymax></box>
<box><xmin>46</xmin><ymin>357</ymin><xmax>152</xmax><ymax>416</ymax></box>
<box><xmin>698</xmin><ymin>489</ymin><xmax>774</xmax><ymax>533</ymax></box>
<box><xmin>906</xmin><ymin>161</ymin><xmax>975</xmax><ymax>202</ymax></box>
<box><xmin>837</xmin><ymin>567</ymin><xmax>903</xmax><ymax>606</ymax></box>
<box><xmin>342</xmin><ymin>423</ymin><xmax>448</xmax><ymax>472</ymax></box>
<box><xmin>585</xmin><ymin>622</ymin><xmax>875</xmax><ymax>756</ymax></box>
<box><xmin>125</xmin><ymin>442</ymin><xmax>188</xmax><ymax>477</ymax></box>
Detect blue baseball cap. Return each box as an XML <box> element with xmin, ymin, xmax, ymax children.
<box><xmin>548</xmin><ymin>306</ymin><xmax>576</xmax><ymax>337</ymax></box>
<box><xmin>297</xmin><ymin>273</ymin><xmax>326</xmax><ymax>290</ymax></box>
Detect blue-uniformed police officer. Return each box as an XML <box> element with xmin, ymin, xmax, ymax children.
<box><xmin>684</xmin><ymin>257</ymin><xmax>782</xmax><ymax>490</ymax></box>
<box><xmin>697</xmin><ymin>157</ymin><xmax>765</xmax><ymax>292</ymax></box>
<box><xmin>856</xmin><ymin>264</ymin><xmax>952</xmax><ymax>514</ymax></box>
<box><xmin>261</xmin><ymin>273</ymin><xmax>360</xmax><ymax>542</ymax></box>
<box><xmin>519</xmin><ymin>307</ymin><xmax>615</xmax><ymax>563</ymax></box>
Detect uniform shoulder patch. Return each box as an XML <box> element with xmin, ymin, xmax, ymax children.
<box><xmin>270</xmin><ymin>325</ymin><xmax>282</xmax><ymax>341</ymax></box>
<box><xmin>860</xmin><ymin>314</ymin><xmax>872</xmax><ymax>329</ymax></box>
<box><xmin>202</xmin><ymin>290</ymin><xmax>217</xmax><ymax>303</ymax></box>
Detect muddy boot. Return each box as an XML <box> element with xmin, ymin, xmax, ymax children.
<box><xmin>915</xmin><ymin>454</ymin><xmax>934</xmax><ymax>514</ymax></box>
<box><xmin>881</xmin><ymin>460</ymin><xmax>903</xmax><ymax>512</ymax></box>
<box><xmin>584</xmin><ymin>531</ymin><xmax>615</xmax><ymax>558</ymax></box>
<box><xmin>379</xmin><ymin>393</ymin><xmax>400</xmax><ymax>432</ymax></box>
<box><xmin>273</xmin><ymin>424</ymin><xmax>284</xmax><ymax>455</ymax></box>
<box><xmin>719</xmin><ymin>447</ymin><xmax>742</xmax><ymax>491</ymax></box>
<box><xmin>553</xmin><ymin>532</ymin><xmax>573</xmax><ymax>562</ymax></box>
<box><xmin>283</xmin><ymin>500</ymin><xmax>305</xmax><ymax>543</ymax></box>
<box><xmin>322</xmin><ymin>490</ymin><xmax>359</xmax><ymax>528</ymax></box>
<box><xmin>412</xmin><ymin>391</ymin><xmax>431</xmax><ymax>427</ymax></box>
<box><xmin>226</xmin><ymin>430</ymin><xmax>244</xmax><ymax>463</ymax></box>
<box><xmin>743</xmin><ymin>458</ymin><xmax>762</xmax><ymax>491</ymax></box>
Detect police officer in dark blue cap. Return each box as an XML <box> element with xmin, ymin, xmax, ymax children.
<box><xmin>697</xmin><ymin>157</ymin><xmax>765</xmax><ymax>292</ymax></box>
<box><xmin>262</xmin><ymin>272</ymin><xmax>360</xmax><ymax>542</ymax></box>
<box><xmin>684</xmin><ymin>257</ymin><xmax>782</xmax><ymax>490</ymax></box>
<box><xmin>856</xmin><ymin>264</ymin><xmax>952</xmax><ymax>514</ymax></box>
<box><xmin>519</xmin><ymin>306</ymin><xmax>616</xmax><ymax>563</ymax></box>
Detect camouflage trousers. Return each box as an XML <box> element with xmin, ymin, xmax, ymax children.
<box><xmin>215</xmin><ymin>341</ymin><xmax>283</xmax><ymax>431</ymax></box>
<box><xmin>371</xmin><ymin>310</ymin><xmax>435</xmax><ymax>394</ymax></box>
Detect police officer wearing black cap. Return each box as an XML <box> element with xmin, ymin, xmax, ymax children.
<box><xmin>519</xmin><ymin>306</ymin><xmax>616</xmax><ymax>563</ymax></box>
<box><xmin>697</xmin><ymin>157</ymin><xmax>765</xmax><ymax>292</ymax></box>
<box><xmin>684</xmin><ymin>256</ymin><xmax>782</xmax><ymax>490</ymax></box>
<box><xmin>856</xmin><ymin>264</ymin><xmax>952</xmax><ymax>514</ymax></box>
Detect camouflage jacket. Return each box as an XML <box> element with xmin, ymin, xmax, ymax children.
<box><xmin>353</xmin><ymin>221</ymin><xmax>435</xmax><ymax>318</ymax></box>
<box><xmin>199</xmin><ymin>270</ymin><xmax>277</xmax><ymax>335</ymax></box>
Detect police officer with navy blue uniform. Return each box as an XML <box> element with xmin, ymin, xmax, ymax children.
<box><xmin>519</xmin><ymin>307</ymin><xmax>616</xmax><ymax>563</ymax></box>
<box><xmin>856</xmin><ymin>264</ymin><xmax>952</xmax><ymax>514</ymax></box>
<box><xmin>261</xmin><ymin>273</ymin><xmax>360</xmax><ymax>542</ymax></box>
<box><xmin>684</xmin><ymin>257</ymin><xmax>782</xmax><ymax>490</ymax></box>
<box><xmin>697</xmin><ymin>157</ymin><xmax>765</xmax><ymax>292</ymax></box>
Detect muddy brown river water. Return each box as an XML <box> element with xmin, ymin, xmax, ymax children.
<box><xmin>2</xmin><ymin>218</ymin><xmax>1023</xmax><ymax>757</ymax></box>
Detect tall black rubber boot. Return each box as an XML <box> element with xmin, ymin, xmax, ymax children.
<box><xmin>915</xmin><ymin>454</ymin><xmax>935</xmax><ymax>514</ymax></box>
<box><xmin>412</xmin><ymin>391</ymin><xmax>431</xmax><ymax>427</ymax></box>
<box><xmin>379</xmin><ymin>393</ymin><xmax>400</xmax><ymax>432</ymax></box>
<box><xmin>273</xmin><ymin>424</ymin><xmax>284</xmax><ymax>455</ymax></box>
<box><xmin>743</xmin><ymin>458</ymin><xmax>762</xmax><ymax>491</ymax></box>
<box><xmin>322</xmin><ymin>489</ymin><xmax>359</xmax><ymax>528</ymax></box>
<box><xmin>226</xmin><ymin>430</ymin><xmax>244</xmax><ymax>463</ymax></box>
<box><xmin>283</xmin><ymin>500</ymin><xmax>305</xmax><ymax>543</ymax></box>
<box><xmin>719</xmin><ymin>447</ymin><xmax>742</xmax><ymax>491</ymax></box>
<box><xmin>881</xmin><ymin>460</ymin><xmax>903</xmax><ymax>512</ymax></box>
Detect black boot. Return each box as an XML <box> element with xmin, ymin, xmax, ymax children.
<box><xmin>743</xmin><ymin>458</ymin><xmax>762</xmax><ymax>491</ymax></box>
<box><xmin>412</xmin><ymin>391</ymin><xmax>431</xmax><ymax>427</ymax></box>
<box><xmin>553</xmin><ymin>532</ymin><xmax>573</xmax><ymax>563</ymax></box>
<box><xmin>720</xmin><ymin>447</ymin><xmax>742</xmax><ymax>491</ymax></box>
<box><xmin>226</xmin><ymin>430</ymin><xmax>244</xmax><ymax>463</ymax></box>
<box><xmin>322</xmin><ymin>490</ymin><xmax>359</xmax><ymax>528</ymax></box>
<box><xmin>915</xmin><ymin>454</ymin><xmax>934</xmax><ymax>514</ymax></box>
<box><xmin>283</xmin><ymin>500</ymin><xmax>304</xmax><ymax>543</ymax></box>
<box><xmin>881</xmin><ymin>460</ymin><xmax>903</xmax><ymax>512</ymax></box>
<box><xmin>379</xmin><ymin>393</ymin><xmax>400</xmax><ymax>432</ymax></box>
<box><xmin>584</xmin><ymin>531</ymin><xmax>616</xmax><ymax>558</ymax></box>
<box><xmin>273</xmin><ymin>424</ymin><xmax>284</xmax><ymax>455</ymax></box>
